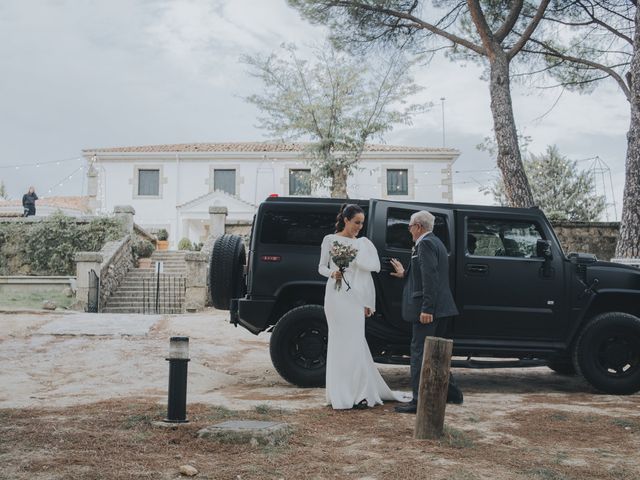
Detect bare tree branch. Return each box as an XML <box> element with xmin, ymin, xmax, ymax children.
<box><xmin>327</xmin><ymin>0</ymin><xmax>486</xmax><ymax>55</ymax></box>
<box><xmin>508</xmin><ymin>0</ymin><xmax>551</xmax><ymax>60</ymax></box>
<box><xmin>494</xmin><ymin>0</ymin><xmax>524</xmax><ymax>43</ymax></box>
<box><xmin>523</xmin><ymin>37</ymin><xmax>631</xmax><ymax>99</ymax></box>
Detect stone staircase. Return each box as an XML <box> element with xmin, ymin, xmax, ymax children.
<box><xmin>102</xmin><ymin>251</ymin><xmax>187</xmax><ymax>313</ymax></box>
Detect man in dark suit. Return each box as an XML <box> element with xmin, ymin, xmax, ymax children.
<box><xmin>390</xmin><ymin>210</ymin><xmax>463</xmax><ymax>413</ymax></box>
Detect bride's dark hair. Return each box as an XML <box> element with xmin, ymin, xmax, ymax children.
<box><xmin>335</xmin><ymin>203</ymin><xmax>364</xmax><ymax>233</ymax></box>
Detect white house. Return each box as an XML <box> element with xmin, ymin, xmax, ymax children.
<box><xmin>82</xmin><ymin>142</ymin><xmax>459</xmax><ymax>247</ymax></box>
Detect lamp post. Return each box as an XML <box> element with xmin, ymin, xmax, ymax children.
<box><xmin>165</xmin><ymin>336</ymin><xmax>190</xmax><ymax>423</ymax></box>
<box><xmin>440</xmin><ymin>97</ymin><xmax>446</xmax><ymax>147</ymax></box>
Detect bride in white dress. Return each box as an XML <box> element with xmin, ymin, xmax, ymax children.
<box><xmin>318</xmin><ymin>204</ymin><xmax>409</xmax><ymax>410</ymax></box>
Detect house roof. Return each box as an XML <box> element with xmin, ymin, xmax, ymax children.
<box><xmin>0</xmin><ymin>196</ymin><xmax>91</xmax><ymax>213</ymax></box>
<box><xmin>177</xmin><ymin>189</ymin><xmax>256</xmax><ymax>211</ymax></box>
<box><xmin>83</xmin><ymin>142</ymin><xmax>457</xmax><ymax>154</ymax></box>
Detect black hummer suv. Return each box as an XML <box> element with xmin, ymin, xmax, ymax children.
<box><xmin>210</xmin><ymin>197</ymin><xmax>640</xmax><ymax>395</ymax></box>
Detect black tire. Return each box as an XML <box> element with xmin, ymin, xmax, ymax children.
<box><xmin>269</xmin><ymin>305</ymin><xmax>328</xmax><ymax>388</ymax></box>
<box><xmin>209</xmin><ymin>234</ymin><xmax>246</xmax><ymax>310</ymax></box>
<box><xmin>547</xmin><ymin>359</ymin><xmax>577</xmax><ymax>376</ymax></box>
<box><xmin>574</xmin><ymin>312</ymin><xmax>640</xmax><ymax>395</ymax></box>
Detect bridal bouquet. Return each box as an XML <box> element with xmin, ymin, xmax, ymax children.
<box><xmin>330</xmin><ymin>241</ymin><xmax>358</xmax><ymax>291</ymax></box>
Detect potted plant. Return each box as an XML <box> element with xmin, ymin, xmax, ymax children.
<box><xmin>156</xmin><ymin>228</ymin><xmax>169</xmax><ymax>250</ymax></box>
<box><xmin>178</xmin><ymin>237</ymin><xmax>194</xmax><ymax>251</ymax></box>
<box><xmin>133</xmin><ymin>238</ymin><xmax>155</xmax><ymax>268</ymax></box>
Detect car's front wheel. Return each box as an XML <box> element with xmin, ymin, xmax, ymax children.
<box><xmin>269</xmin><ymin>305</ymin><xmax>328</xmax><ymax>388</ymax></box>
<box><xmin>574</xmin><ymin>312</ymin><xmax>640</xmax><ymax>395</ymax></box>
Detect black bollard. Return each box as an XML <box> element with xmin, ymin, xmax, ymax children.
<box><xmin>165</xmin><ymin>336</ymin><xmax>190</xmax><ymax>423</ymax></box>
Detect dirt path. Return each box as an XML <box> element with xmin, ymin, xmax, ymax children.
<box><xmin>0</xmin><ymin>311</ymin><xmax>638</xmax><ymax>479</ymax></box>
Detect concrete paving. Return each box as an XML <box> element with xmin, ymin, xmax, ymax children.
<box><xmin>0</xmin><ymin>309</ymin><xmax>340</xmax><ymax>411</ymax></box>
<box><xmin>34</xmin><ymin>313</ymin><xmax>160</xmax><ymax>336</ymax></box>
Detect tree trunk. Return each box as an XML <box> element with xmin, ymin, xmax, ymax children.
<box><xmin>488</xmin><ymin>50</ymin><xmax>535</xmax><ymax>208</ymax></box>
<box><xmin>615</xmin><ymin>7</ymin><xmax>640</xmax><ymax>259</ymax></box>
<box><xmin>331</xmin><ymin>167</ymin><xmax>349</xmax><ymax>198</ymax></box>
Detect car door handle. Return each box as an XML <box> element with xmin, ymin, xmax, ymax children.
<box><xmin>466</xmin><ymin>264</ymin><xmax>488</xmax><ymax>274</ymax></box>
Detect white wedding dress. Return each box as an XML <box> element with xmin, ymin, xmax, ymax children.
<box><xmin>319</xmin><ymin>234</ymin><xmax>410</xmax><ymax>409</ymax></box>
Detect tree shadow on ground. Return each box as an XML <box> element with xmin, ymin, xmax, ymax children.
<box><xmin>380</xmin><ymin>366</ymin><xmax>597</xmax><ymax>395</ymax></box>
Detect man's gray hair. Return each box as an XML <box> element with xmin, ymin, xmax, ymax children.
<box><xmin>411</xmin><ymin>210</ymin><xmax>435</xmax><ymax>232</ymax></box>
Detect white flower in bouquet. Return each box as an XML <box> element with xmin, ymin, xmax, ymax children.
<box><xmin>330</xmin><ymin>241</ymin><xmax>358</xmax><ymax>290</ymax></box>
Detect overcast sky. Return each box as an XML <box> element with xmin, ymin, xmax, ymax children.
<box><xmin>0</xmin><ymin>0</ymin><xmax>629</xmax><ymax>219</ymax></box>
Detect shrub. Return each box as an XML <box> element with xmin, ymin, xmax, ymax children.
<box><xmin>0</xmin><ymin>213</ymin><xmax>125</xmax><ymax>276</ymax></box>
<box><xmin>157</xmin><ymin>228</ymin><xmax>169</xmax><ymax>241</ymax></box>
<box><xmin>177</xmin><ymin>238</ymin><xmax>193</xmax><ymax>251</ymax></box>
<box><xmin>132</xmin><ymin>238</ymin><xmax>155</xmax><ymax>258</ymax></box>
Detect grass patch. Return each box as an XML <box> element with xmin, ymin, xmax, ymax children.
<box><xmin>526</xmin><ymin>467</ymin><xmax>569</xmax><ymax>480</ymax></box>
<box><xmin>611</xmin><ymin>418</ymin><xmax>635</xmax><ymax>428</ymax></box>
<box><xmin>0</xmin><ymin>289</ymin><xmax>73</xmax><ymax>310</ymax></box>
<box><xmin>466</xmin><ymin>413</ymin><xmax>480</xmax><ymax>423</ymax></box>
<box><xmin>552</xmin><ymin>451</ymin><xmax>569</xmax><ymax>465</ymax></box>
<box><xmin>121</xmin><ymin>412</ymin><xmax>159</xmax><ymax>429</ymax></box>
<box><xmin>254</xmin><ymin>404</ymin><xmax>286</xmax><ymax>415</ymax></box>
<box><xmin>442</xmin><ymin>425</ymin><xmax>474</xmax><ymax>449</ymax></box>
<box><xmin>202</xmin><ymin>405</ymin><xmax>238</xmax><ymax>421</ymax></box>
<box><xmin>449</xmin><ymin>469</ymin><xmax>480</xmax><ymax>480</ymax></box>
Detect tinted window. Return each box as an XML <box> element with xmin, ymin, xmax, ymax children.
<box><xmin>386</xmin><ymin>208</ymin><xmax>449</xmax><ymax>250</ymax></box>
<box><xmin>261</xmin><ymin>210</ymin><xmax>368</xmax><ymax>246</ymax></box>
<box><xmin>467</xmin><ymin>218</ymin><xmax>542</xmax><ymax>258</ymax></box>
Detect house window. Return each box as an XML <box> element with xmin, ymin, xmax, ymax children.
<box><xmin>289</xmin><ymin>169</ymin><xmax>311</xmax><ymax>196</ymax></box>
<box><xmin>138</xmin><ymin>169</ymin><xmax>160</xmax><ymax>196</ymax></box>
<box><xmin>386</xmin><ymin>169</ymin><xmax>408</xmax><ymax>195</ymax></box>
<box><xmin>214</xmin><ymin>169</ymin><xmax>236</xmax><ymax>195</ymax></box>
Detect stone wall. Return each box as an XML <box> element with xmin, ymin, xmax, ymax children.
<box><xmin>551</xmin><ymin>221</ymin><xmax>619</xmax><ymax>261</ymax></box>
<box><xmin>98</xmin><ymin>235</ymin><xmax>134</xmax><ymax>308</ymax></box>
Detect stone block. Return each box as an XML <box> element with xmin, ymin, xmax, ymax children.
<box><xmin>184</xmin><ymin>287</ymin><xmax>207</xmax><ymax>311</ymax></box>
<box><xmin>197</xmin><ymin>420</ymin><xmax>291</xmax><ymax>446</ymax></box>
<box><xmin>208</xmin><ymin>206</ymin><xmax>228</xmax><ymax>215</ymax></box>
<box><xmin>74</xmin><ymin>252</ymin><xmax>103</xmax><ymax>263</ymax></box>
<box><xmin>113</xmin><ymin>205</ymin><xmax>136</xmax><ymax>215</ymax></box>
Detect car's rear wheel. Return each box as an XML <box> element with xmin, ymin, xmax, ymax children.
<box><xmin>574</xmin><ymin>312</ymin><xmax>640</xmax><ymax>395</ymax></box>
<box><xmin>269</xmin><ymin>305</ymin><xmax>327</xmax><ymax>388</ymax></box>
<box><xmin>209</xmin><ymin>234</ymin><xmax>246</xmax><ymax>310</ymax></box>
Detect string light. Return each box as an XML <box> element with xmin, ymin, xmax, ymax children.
<box><xmin>42</xmin><ymin>164</ymin><xmax>85</xmax><ymax>197</ymax></box>
<box><xmin>0</xmin><ymin>156</ymin><xmax>81</xmax><ymax>170</ymax></box>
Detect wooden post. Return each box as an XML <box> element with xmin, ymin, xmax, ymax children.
<box><xmin>414</xmin><ymin>336</ymin><xmax>453</xmax><ymax>439</ymax></box>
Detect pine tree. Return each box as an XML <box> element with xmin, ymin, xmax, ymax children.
<box><xmin>483</xmin><ymin>145</ymin><xmax>606</xmax><ymax>221</ymax></box>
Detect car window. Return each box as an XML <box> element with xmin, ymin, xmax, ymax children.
<box><xmin>386</xmin><ymin>208</ymin><xmax>449</xmax><ymax>251</ymax></box>
<box><xmin>260</xmin><ymin>209</ymin><xmax>368</xmax><ymax>246</ymax></box>
<box><xmin>467</xmin><ymin>218</ymin><xmax>543</xmax><ymax>258</ymax></box>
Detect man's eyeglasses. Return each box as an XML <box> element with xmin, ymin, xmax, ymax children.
<box><xmin>408</xmin><ymin>223</ymin><xmax>418</xmax><ymax>231</ymax></box>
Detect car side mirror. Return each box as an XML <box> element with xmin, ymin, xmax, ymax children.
<box><xmin>536</xmin><ymin>239</ymin><xmax>552</xmax><ymax>260</ymax></box>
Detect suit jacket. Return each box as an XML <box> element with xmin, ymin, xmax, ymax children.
<box><xmin>401</xmin><ymin>232</ymin><xmax>459</xmax><ymax>323</ymax></box>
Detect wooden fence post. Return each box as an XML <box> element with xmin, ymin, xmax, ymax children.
<box><xmin>414</xmin><ymin>336</ymin><xmax>453</xmax><ymax>439</ymax></box>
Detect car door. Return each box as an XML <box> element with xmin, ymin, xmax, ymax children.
<box><xmin>454</xmin><ymin>211</ymin><xmax>566</xmax><ymax>341</ymax></box>
<box><xmin>368</xmin><ymin>200</ymin><xmax>454</xmax><ymax>332</ymax></box>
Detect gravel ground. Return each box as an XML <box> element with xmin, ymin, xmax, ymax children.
<box><xmin>0</xmin><ymin>309</ymin><xmax>638</xmax><ymax>479</ymax></box>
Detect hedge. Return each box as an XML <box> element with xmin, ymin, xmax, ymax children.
<box><xmin>0</xmin><ymin>213</ymin><xmax>125</xmax><ymax>276</ymax></box>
